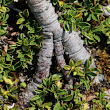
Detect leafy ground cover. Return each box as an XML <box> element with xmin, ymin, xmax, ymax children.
<box><xmin>0</xmin><ymin>0</ymin><xmax>110</xmax><ymax>110</ymax></box>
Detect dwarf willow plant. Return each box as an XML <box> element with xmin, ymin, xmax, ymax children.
<box><xmin>24</xmin><ymin>66</ymin><xmax>108</xmax><ymax>110</ymax></box>
<box><xmin>52</xmin><ymin>0</ymin><xmax>104</xmax><ymax>44</ymax></box>
<box><xmin>64</xmin><ymin>56</ymin><xmax>100</xmax><ymax>90</ymax></box>
<box><xmin>16</xmin><ymin>9</ymin><xmax>42</xmax><ymax>68</ymax></box>
<box><xmin>92</xmin><ymin>89</ymin><xmax>110</xmax><ymax>110</ymax></box>
<box><xmin>0</xmin><ymin>2</ymin><xmax>42</xmax><ymax>108</ymax></box>
<box><xmin>0</xmin><ymin>0</ymin><xmax>12</xmax><ymax>36</ymax></box>
<box><xmin>92</xmin><ymin>16</ymin><xmax>110</xmax><ymax>44</ymax></box>
<box><xmin>0</xmin><ymin>0</ymin><xmax>21</xmax><ymax>102</ymax></box>
<box><xmin>26</xmin><ymin>73</ymin><xmax>74</xmax><ymax>110</ymax></box>
<box><xmin>3</xmin><ymin>104</ymin><xmax>19</xmax><ymax>110</ymax></box>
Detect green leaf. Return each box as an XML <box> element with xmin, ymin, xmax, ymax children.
<box><xmin>16</xmin><ymin>18</ymin><xmax>25</xmax><ymax>24</ymax></box>
<box><xmin>84</xmin><ymin>11</ymin><xmax>88</xmax><ymax>16</ymax></box>
<box><xmin>94</xmin><ymin>9</ymin><xmax>103</xmax><ymax>14</ymax></box>
<box><xmin>54</xmin><ymin>92</ymin><xmax>58</xmax><ymax>99</ymax></box>
<box><xmin>53</xmin><ymin>101</ymin><xmax>61</xmax><ymax>110</ymax></box>
<box><xmin>86</xmin><ymin>56</ymin><xmax>92</xmax><ymax>68</ymax></box>
<box><xmin>87</xmin><ymin>3</ymin><xmax>93</xmax><ymax>8</ymax></box>
<box><xmin>84</xmin><ymin>80</ymin><xmax>90</xmax><ymax>90</ymax></box>
<box><xmin>69</xmin><ymin>59</ymin><xmax>74</xmax><ymax>67</ymax></box>
<box><xmin>74</xmin><ymin>60</ymin><xmax>82</xmax><ymax>66</ymax></box>
<box><xmin>20</xmin><ymin>82</ymin><xmax>27</xmax><ymax>88</ymax></box>
<box><xmin>92</xmin><ymin>14</ymin><xmax>98</xmax><ymax>21</ymax></box>
<box><xmin>72</xmin><ymin>22</ymin><xmax>77</xmax><ymax>31</ymax></box>
<box><xmin>52</xmin><ymin>73</ymin><xmax>63</xmax><ymax>81</ymax></box>
<box><xmin>78</xmin><ymin>22</ymin><xmax>90</xmax><ymax>30</ymax></box>
<box><xmin>93</xmin><ymin>34</ymin><xmax>100</xmax><ymax>42</ymax></box>
<box><xmin>19</xmin><ymin>24</ymin><xmax>24</xmax><ymax>29</ymax></box>
<box><xmin>28</xmin><ymin>29</ymin><xmax>35</xmax><ymax>34</ymax></box>
<box><xmin>30</xmin><ymin>42</ymin><xmax>36</xmax><ymax>45</ymax></box>
<box><xmin>7</xmin><ymin>48</ymin><xmax>15</xmax><ymax>53</ymax></box>
<box><xmin>3</xmin><ymin>104</ymin><xmax>9</xmax><ymax>110</ymax></box>
<box><xmin>105</xmin><ymin>16</ymin><xmax>110</xmax><ymax>25</ymax></box>
<box><xmin>18</xmin><ymin>53</ymin><xmax>24</xmax><ymax>58</ymax></box>
<box><xmin>77</xmin><ymin>71</ymin><xmax>85</xmax><ymax>76</ymax></box>
<box><xmin>87</xmin><ymin>14</ymin><xmax>91</xmax><ymax>21</ymax></box>
<box><xmin>6</xmin><ymin>53</ymin><xmax>11</xmax><ymax>61</ymax></box>
<box><xmin>90</xmin><ymin>68</ymin><xmax>101</xmax><ymax>72</ymax></box>
<box><xmin>64</xmin><ymin>65</ymin><xmax>71</xmax><ymax>70</ymax></box>
<box><xmin>88</xmin><ymin>40</ymin><xmax>95</xmax><ymax>44</ymax></box>
<box><xmin>0</xmin><ymin>0</ymin><xmax>2</xmax><ymax>3</ymax></box>
<box><xmin>93</xmin><ymin>105</ymin><xmax>96</xmax><ymax>110</ymax></box>
<box><xmin>64</xmin><ymin>21</ymin><xmax>70</xmax><ymax>31</ymax></box>
<box><xmin>43</xmin><ymin>78</ymin><xmax>47</xmax><ymax>86</ymax></box>
<box><xmin>43</xmin><ymin>102</ymin><xmax>52</xmax><ymax>107</ymax></box>
<box><xmin>73</xmin><ymin>71</ymin><xmax>77</xmax><ymax>76</ymax></box>
<box><xmin>14</xmin><ymin>61</ymin><xmax>21</xmax><ymax>70</ymax></box>
<box><xmin>25</xmin><ymin>107</ymin><xmax>36</xmax><ymax>110</ymax></box>
<box><xmin>4</xmin><ymin>14</ymin><xmax>9</xmax><ymax>22</ymax></box>
<box><xmin>23</xmin><ymin>9</ymin><xmax>29</xmax><ymax>17</ymax></box>
<box><xmin>78</xmin><ymin>93</ymin><xmax>84</xmax><ymax>98</ymax></box>
<box><xmin>91</xmin><ymin>25</ymin><xmax>103</xmax><ymax>33</ymax></box>
<box><xmin>8</xmin><ymin>94</ymin><xmax>19</xmax><ymax>101</ymax></box>
<box><xmin>106</xmin><ymin>101</ymin><xmax>110</xmax><ymax>108</ymax></box>
<box><xmin>107</xmin><ymin>6</ymin><xmax>110</xmax><ymax>13</ymax></box>
<box><xmin>0</xmin><ymin>6</ymin><xmax>7</xmax><ymax>12</ymax></box>
<box><xmin>102</xmin><ymin>28</ymin><xmax>109</xmax><ymax>34</ymax></box>
<box><xmin>51</xmin><ymin>84</ymin><xmax>57</xmax><ymax>91</ymax></box>
<box><xmin>5</xmin><ymin>0</ymin><xmax>13</xmax><ymax>4</ymax></box>
<box><xmin>75</xmin><ymin>67</ymin><xmax>80</xmax><ymax>72</ymax></box>
<box><xmin>57</xmin><ymin>89</ymin><xmax>67</xmax><ymax>95</ymax></box>
<box><xmin>20</xmin><ymin>57</ymin><xmax>25</xmax><ymax>61</ymax></box>
<box><xmin>87</xmin><ymin>72</ymin><xmax>97</xmax><ymax>76</ymax></box>
<box><xmin>82</xmin><ymin>31</ymin><xmax>94</xmax><ymax>40</ymax></box>
<box><xmin>58</xmin><ymin>19</ymin><xmax>64</xmax><ymax>23</ymax></box>
<box><xmin>0</xmin><ymin>29</ymin><xmax>6</xmax><ymax>36</ymax></box>
<box><xmin>29</xmin><ymin>37</ymin><xmax>35</xmax><ymax>43</ymax></box>
<box><xmin>10</xmin><ymin>86</ymin><xmax>20</xmax><ymax>93</ymax></box>
<box><xmin>22</xmin><ymin>46</ymin><xmax>28</xmax><ymax>52</ymax></box>
<box><xmin>68</xmin><ymin>104</ymin><xmax>73</xmax><ymax>108</ymax></box>
<box><xmin>30</xmin><ymin>95</ymin><xmax>40</xmax><ymax>101</ymax></box>
<box><xmin>20</xmin><ymin>33</ymin><xmax>24</xmax><ymax>39</ymax></box>
<box><xmin>60</xmin><ymin>94</ymin><xmax>73</xmax><ymax>101</ymax></box>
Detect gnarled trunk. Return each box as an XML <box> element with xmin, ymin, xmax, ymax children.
<box><xmin>18</xmin><ymin>0</ymin><xmax>105</xmax><ymax>109</ymax></box>
<box><xmin>27</xmin><ymin>0</ymin><xmax>95</xmax><ymax>79</ymax></box>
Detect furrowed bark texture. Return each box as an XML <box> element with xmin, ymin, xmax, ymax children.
<box><xmin>18</xmin><ymin>34</ymin><xmax>53</xmax><ymax>109</ymax></box>
<box><xmin>27</xmin><ymin>0</ymin><xmax>95</xmax><ymax>69</ymax></box>
<box><xmin>35</xmin><ymin>33</ymin><xmax>53</xmax><ymax>83</ymax></box>
<box><xmin>28</xmin><ymin>0</ymin><xmax>73</xmax><ymax>84</ymax></box>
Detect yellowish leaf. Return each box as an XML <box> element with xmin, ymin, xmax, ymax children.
<box><xmin>106</xmin><ymin>101</ymin><xmax>110</xmax><ymax>108</ymax></box>
<box><xmin>74</xmin><ymin>12</ymin><xmax>83</xmax><ymax>18</ymax></box>
<box><xmin>5</xmin><ymin>79</ymin><xmax>13</xmax><ymax>86</ymax></box>
<box><xmin>56</xmin><ymin>80</ymin><xmax>62</xmax><ymax>89</ymax></box>
<box><xmin>3</xmin><ymin>91</ymin><xmax>10</xmax><ymax>96</ymax></box>
<box><xmin>83</xmin><ymin>103</ymin><xmax>88</xmax><ymax>110</ymax></box>
<box><xmin>59</xmin><ymin>1</ymin><xmax>63</xmax><ymax>7</ymax></box>
<box><xmin>4</xmin><ymin>104</ymin><xmax>9</xmax><ymax>110</ymax></box>
<box><xmin>45</xmin><ymin>106</ymin><xmax>51</xmax><ymax>110</ymax></box>
<box><xmin>73</xmin><ymin>72</ymin><xmax>77</xmax><ymax>75</ymax></box>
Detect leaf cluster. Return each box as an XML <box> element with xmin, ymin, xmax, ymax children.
<box><xmin>64</xmin><ymin>56</ymin><xmax>100</xmax><ymax>90</ymax></box>
<box><xmin>52</xmin><ymin>0</ymin><xmax>110</xmax><ymax>44</ymax></box>
<box><xmin>26</xmin><ymin>73</ymin><xmax>73</xmax><ymax>110</ymax></box>
<box><xmin>0</xmin><ymin>1</ymin><xmax>42</xmax><ymax>108</ymax></box>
